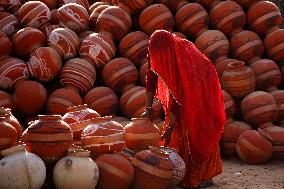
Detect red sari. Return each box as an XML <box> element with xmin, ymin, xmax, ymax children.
<box><xmin>146</xmin><ymin>30</ymin><xmax>225</xmax><ymax>188</ymax></box>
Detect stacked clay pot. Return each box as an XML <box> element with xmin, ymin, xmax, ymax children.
<box><xmin>0</xmin><ymin>32</ymin><xmax>12</xmax><ymax>59</ymax></box>
<box><xmin>112</xmin><ymin>0</ymin><xmax>153</xmax><ymax>16</ymax></box>
<box><xmin>89</xmin><ymin>5</ymin><xmax>110</xmax><ymax>30</ymax></box>
<box><xmin>270</xmin><ymin>90</ymin><xmax>284</xmax><ymax>126</ymax></box>
<box><xmin>0</xmin><ymin>12</ymin><xmax>19</xmax><ymax>36</ymax></box>
<box><xmin>264</xmin><ymin>29</ymin><xmax>284</xmax><ymax>66</ymax></box>
<box><xmin>222</xmin><ymin>90</ymin><xmax>236</xmax><ymax>124</ymax></box>
<box><xmin>0</xmin><ymin>116</ymin><xmax>17</xmax><ymax>151</ymax></box>
<box><xmin>0</xmin><ymin>107</ymin><xmax>22</xmax><ymax>139</ymax></box>
<box><xmin>58</xmin><ymin>0</ymin><xmax>90</xmax><ymax>10</ymax></box>
<box><xmin>154</xmin><ymin>0</ymin><xmax>188</xmax><ymax>12</ymax></box>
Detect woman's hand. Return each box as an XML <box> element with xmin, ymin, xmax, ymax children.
<box><xmin>140</xmin><ymin>107</ymin><xmax>153</xmax><ymax>120</ymax></box>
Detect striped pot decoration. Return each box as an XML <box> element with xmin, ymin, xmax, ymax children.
<box><xmin>58</xmin><ymin>0</ymin><xmax>90</xmax><ymax>10</ymax></box>
<box><xmin>0</xmin><ymin>12</ymin><xmax>19</xmax><ymax>36</ymax></box>
<box><xmin>221</xmin><ymin>90</ymin><xmax>236</xmax><ymax>124</ymax></box>
<box><xmin>89</xmin><ymin>5</ymin><xmax>109</xmax><ymax>30</ymax></box>
<box><xmin>112</xmin><ymin>0</ymin><xmax>153</xmax><ymax>16</ymax></box>
<box><xmin>264</xmin><ymin>29</ymin><xmax>284</xmax><ymax>65</ymax></box>
<box><xmin>263</xmin><ymin>126</ymin><xmax>284</xmax><ymax>160</ymax></box>
<box><xmin>270</xmin><ymin>90</ymin><xmax>284</xmax><ymax>125</ymax></box>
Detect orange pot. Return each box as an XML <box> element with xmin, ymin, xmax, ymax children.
<box><xmin>0</xmin><ymin>12</ymin><xmax>19</xmax><ymax>36</ymax></box>
<box><xmin>154</xmin><ymin>0</ymin><xmax>188</xmax><ymax>12</ymax></box>
<box><xmin>270</xmin><ymin>90</ymin><xmax>284</xmax><ymax>125</ymax></box>
<box><xmin>221</xmin><ymin>90</ymin><xmax>236</xmax><ymax>123</ymax></box>
<box><xmin>0</xmin><ymin>116</ymin><xmax>17</xmax><ymax>152</ymax></box>
<box><xmin>264</xmin><ymin>29</ymin><xmax>284</xmax><ymax>65</ymax></box>
<box><xmin>112</xmin><ymin>0</ymin><xmax>153</xmax><ymax>15</ymax></box>
<box><xmin>89</xmin><ymin>5</ymin><xmax>109</xmax><ymax>30</ymax></box>
<box><xmin>0</xmin><ymin>107</ymin><xmax>22</xmax><ymax>140</ymax></box>
<box><xmin>58</xmin><ymin>0</ymin><xmax>89</xmax><ymax>10</ymax></box>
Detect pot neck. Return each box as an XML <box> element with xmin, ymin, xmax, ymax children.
<box><xmin>38</xmin><ymin>115</ymin><xmax>62</xmax><ymax>122</ymax></box>
<box><xmin>67</xmin><ymin>104</ymin><xmax>88</xmax><ymax>112</ymax></box>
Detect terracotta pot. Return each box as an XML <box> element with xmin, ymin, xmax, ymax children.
<box><xmin>53</xmin><ymin>149</ymin><xmax>99</xmax><ymax>189</ymax></box>
<box><xmin>89</xmin><ymin>1</ymin><xmax>110</xmax><ymax>14</ymax></box>
<box><xmin>0</xmin><ymin>145</ymin><xmax>46</xmax><ymax>189</ymax></box>
<box><xmin>111</xmin><ymin>117</ymin><xmax>132</xmax><ymax>128</ymax></box>
<box><xmin>0</xmin><ymin>32</ymin><xmax>12</xmax><ymax>58</ymax></box>
<box><xmin>58</xmin><ymin>3</ymin><xmax>89</xmax><ymax>33</ymax></box>
<box><xmin>139</xmin><ymin>62</ymin><xmax>147</xmax><ymax>87</ymax></box>
<box><xmin>236</xmin><ymin>130</ymin><xmax>273</xmax><ymax>164</ymax></box>
<box><xmin>241</xmin><ymin>91</ymin><xmax>278</xmax><ymax>128</ymax></box>
<box><xmin>249</xmin><ymin>59</ymin><xmax>281</xmax><ymax>92</ymax></box>
<box><xmin>79</xmin><ymin>32</ymin><xmax>116</xmax><ymax>69</ymax></box>
<box><xmin>230</xmin><ymin>30</ymin><xmax>264</xmax><ymax>64</ymax></box>
<box><xmin>132</xmin><ymin>146</ymin><xmax>173</xmax><ymax>189</ymax></box>
<box><xmin>96</xmin><ymin>153</ymin><xmax>134</xmax><ymax>189</ymax></box>
<box><xmin>120</xmin><ymin>86</ymin><xmax>144</xmax><ymax>113</ymax></box>
<box><xmin>270</xmin><ymin>90</ymin><xmax>284</xmax><ymax>125</ymax></box>
<box><xmin>48</xmin><ymin>27</ymin><xmax>80</xmax><ymax>60</ymax></box>
<box><xmin>210</xmin><ymin>0</ymin><xmax>246</xmax><ymax>38</ymax></box>
<box><xmin>234</xmin><ymin>0</ymin><xmax>261</xmax><ymax>9</ymax></box>
<box><xmin>215</xmin><ymin>58</ymin><xmax>241</xmax><ymax>78</ymax></box>
<box><xmin>0</xmin><ymin>12</ymin><xmax>19</xmax><ymax>36</ymax></box>
<box><xmin>18</xmin><ymin>1</ymin><xmax>51</xmax><ymax>30</ymax></box>
<box><xmin>46</xmin><ymin>88</ymin><xmax>83</xmax><ymax>115</ymax></box>
<box><xmin>175</xmin><ymin>3</ymin><xmax>209</xmax><ymax>38</ymax></box>
<box><xmin>0</xmin><ymin>107</ymin><xmax>22</xmax><ymax>139</ymax></box>
<box><xmin>221</xmin><ymin>61</ymin><xmax>255</xmax><ymax>98</ymax></box>
<box><xmin>22</xmin><ymin>115</ymin><xmax>73</xmax><ymax>163</ymax></box>
<box><xmin>195</xmin><ymin>30</ymin><xmax>230</xmax><ymax>64</ymax></box>
<box><xmin>221</xmin><ymin>90</ymin><xmax>236</xmax><ymax>123</ymax></box>
<box><xmin>102</xmin><ymin>57</ymin><xmax>138</xmax><ymax>94</ymax></box>
<box><xmin>58</xmin><ymin>0</ymin><xmax>90</xmax><ymax>10</ymax></box>
<box><xmin>264</xmin><ymin>29</ymin><xmax>284</xmax><ymax>64</ymax></box>
<box><xmin>78</xmin><ymin>30</ymin><xmax>94</xmax><ymax>43</ymax></box>
<box><xmin>60</xmin><ymin>58</ymin><xmax>96</xmax><ymax>94</ymax></box>
<box><xmin>2</xmin><ymin>0</ymin><xmax>22</xmax><ymax>15</ymax></box>
<box><xmin>0</xmin><ymin>90</ymin><xmax>14</xmax><ymax>111</ymax></box>
<box><xmin>0</xmin><ymin>116</ymin><xmax>17</xmax><ymax>151</ymax></box>
<box><xmin>119</xmin><ymin>31</ymin><xmax>149</xmax><ymax>67</ymax></box>
<box><xmin>112</xmin><ymin>0</ymin><xmax>153</xmax><ymax>15</ymax></box>
<box><xmin>194</xmin><ymin>0</ymin><xmax>220</xmax><ymax>10</ymax></box>
<box><xmin>28</xmin><ymin>47</ymin><xmax>62</xmax><ymax>82</ymax></box>
<box><xmin>115</xmin><ymin>147</ymin><xmax>135</xmax><ymax>162</ymax></box>
<box><xmin>42</xmin><ymin>24</ymin><xmax>62</xmax><ymax>37</ymax></box>
<box><xmin>247</xmin><ymin>1</ymin><xmax>282</xmax><ymax>36</ymax></box>
<box><xmin>154</xmin><ymin>0</ymin><xmax>188</xmax><ymax>12</ymax></box>
<box><xmin>83</xmin><ymin>86</ymin><xmax>119</xmax><ymax>116</ymax></box>
<box><xmin>89</xmin><ymin>5</ymin><xmax>110</xmax><ymax>30</ymax></box>
<box><xmin>139</xmin><ymin>4</ymin><xmax>175</xmax><ymax>35</ymax></box>
<box><xmin>13</xmin><ymin>27</ymin><xmax>46</xmax><ymax>59</ymax></box>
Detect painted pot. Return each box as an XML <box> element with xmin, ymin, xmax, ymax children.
<box><xmin>0</xmin><ymin>12</ymin><xmax>19</xmax><ymax>36</ymax></box>
<box><xmin>0</xmin><ymin>116</ymin><xmax>17</xmax><ymax>151</ymax></box>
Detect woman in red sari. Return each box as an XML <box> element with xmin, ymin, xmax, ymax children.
<box><xmin>141</xmin><ymin>30</ymin><xmax>226</xmax><ymax>188</ymax></box>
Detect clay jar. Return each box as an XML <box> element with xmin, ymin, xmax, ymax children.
<box><xmin>247</xmin><ymin>1</ymin><xmax>282</xmax><ymax>37</ymax></box>
<box><xmin>154</xmin><ymin>0</ymin><xmax>188</xmax><ymax>12</ymax></box>
<box><xmin>0</xmin><ymin>12</ymin><xmax>19</xmax><ymax>36</ymax></box>
<box><xmin>236</xmin><ymin>130</ymin><xmax>273</xmax><ymax>164</ymax></box>
<box><xmin>0</xmin><ymin>91</ymin><xmax>14</xmax><ymax>111</ymax></box>
<box><xmin>0</xmin><ymin>116</ymin><xmax>17</xmax><ymax>151</ymax></box>
<box><xmin>249</xmin><ymin>59</ymin><xmax>281</xmax><ymax>92</ymax></box>
<box><xmin>264</xmin><ymin>29</ymin><xmax>284</xmax><ymax>65</ymax></box>
<box><xmin>0</xmin><ymin>32</ymin><xmax>12</xmax><ymax>58</ymax></box>
<box><xmin>48</xmin><ymin>27</ymin><xmax>80</xmax><ymax>60</ymax></box>
<box><xmin>221</xmin><ymin>90</ymin><xmax>236</xmax><ymax>124</ymax></box>
<box><xmin>18</xmin><ymin>1</ymin><xmax>51</xmax><ymax>30</ymax></box>
<box><xmin>195</xmin><ymin>30</ymin><xmax>230</xmax><ymax>64</ymax></box>
<box><xmin>132</xmin><ymin>146</ymin><xmax>174</xmax><ymax>189</ymax></box>
<box><xmin>63</xmin><ymin>104</ymin><xmax>100</xmax><ymax>141</ymax></box>
<box><xmin>234</xmin><ymin>0</ymin><xmax>261</xmax><ymax>9</ymax></box>
<box><xmin>0</xmin><ymin>145</ymin><xmax>46</xmax><ymax>189</ymax></box>
<box><xmin>89</xmin><ymin>1</ymin><xmax>110</xmax><ymax>14</ymax></box>
<box><xmin>96</xmin><ymin>6</ymin><xmax>132</xmax><ymax>41</ymax></box>
<box><xmin>139</xmin><ymin>4</ymin><xmax>175</xmax><ymax>35</ymax></box>
<box><xmin>0</xmin><ymin>107</ymin><xmax>22</xmax><ymax>139</ymax></box>
<box><xmin>22</xmin><ymin>115</ymin><xmax>73</xmax><ymax>163</ymax></box>
<box><xmin>175</xmin><ymin>3</ymin><xmax>209</xmax><ymax>38</ymax></box>
<box><xmin>53</xmin><ymin>149</ymin><xmax>99</xmax><ymax>189</ymax></box>
<box><xmin>241</xmin><ymin>91</ymin><xmax>278</xmax><ymax>128</ymax></box>
<box><xmin>89</xmin><ymin>5</ymin><xmax>110</xmax><ymax>30</ymax></box>
<box><xmin>220</xmin><ymin>61</ymin><xmax>255</xmax><ymax>98</ymax></box>
<box><xmin>96</xmin><ymin>153</ymin><xmax>134</xmax><ymax>189</ymax></box>
<box><xmin>215</xmin><ymin>58</ymin><xmax>242</xmax><ymax>78</ymax></box>
<box><xmin>83</xmin><ymin>86</ymin><xmax>119</xmax><ymax>116</ymax></box>
<box><xmin>58</xmin><ymin>0</ymin><xmax>90</xmax><ymax>10</ymax></box>
<box><xmin>270</xmin><ymin>90</ymin><xmax>284</xmax><ymax>125</ymax></box>
<box><xmin>112</xmin><ymin>0</ymin><xmax>153</xmax><ymax>16</ymax></box>
<box><xmin>60</xmin><ymin>58</ymin><xmax>96</xmax><ymax>94</ymax></box>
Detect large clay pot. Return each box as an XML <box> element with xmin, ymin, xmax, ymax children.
<box><xmin>89</xmin><ymin>5</ymin><xmax>110</xmax><ymax>30</ymax></box>
<box><xmin>0</xmin><ymin>32</ymin><xmax>12</xmax><ymax>58</ymax></box>
<box><xmin>264</xmin><ymin>29</ymin><xmax>284</xmax><ymax>65</ymax></box>
<box><xmin>234</xmin><ymin>0</ymin><xmax>261</xmax><ymax>9</ymax></box>
<box><xmin>89</xmin><ymin>1</ymin><xmax>110</xmax><ymax>14</ymax></box>
<box><xmin>221</xmin><ymin>61</ymin><xmax>255</xmax><ymax>98</ymax></box>
<box><xmin>241</xmin><ymin>91</ymin><xmax>278</xmax><ymax>128</ymax></box>
<box><xmin>215</xmin><ymin>58</ymin><xmax>242</xmax><ymax>78</ymax></box>
<box><xmin>0</xmin><ymin>107</ymin><xmax>22</xmax><ymax>139</ymax></box>
<box><xmin>60</xmin><ymin>58</ymin><xmax>96</xmax><ymax>94</ymax></box>
<box><xmin>221</xmin><ymin>90</ymin><xmax>236</xmax><ymax>124</ymax></box>
<box><xmin>230</xmin><ymin>30</ymin><xmax>264</xmax><ymax>64</ymax></box>
<box><xmin>79</xmin><ymin>33</ymin><xmax>116</xmax><ymax>69</ymax></box>
<box><xmin>18</xmin><ymin>1</ymin><xmax>51</xmax><ymax>30</ymax></box>
<box><xmin>0</xmin><ymin>145</ymin><xmax>46</xmax><ymax>189</ymax></box>
<box><xmin>22</xmin><ymin>115</ymin><xmax>73</xmax><ymax>163</ymax></box>
<box><xmin>3</xmin><ymin>0</ymin><xmax>22</xmax><ymax>14</ymax></box>
<box><xmin>46</xmin><ymin>88</ymin><xmax>83</xmax><ymax>115</ymax></box>
<box><xmin>210</xmin><ymin>1</ymin><xmax>246</xmax><ymax>38</ymax></box>
<box><xmin>194</xmin><ymin>0</ymin><xmax>220</xmax><ymax>10</ymax></box>
<box><xmin>132</xmin><ymin>146</ymin><xmax>174</xmax><ymax>189</ymax></box>
<box><xmin>124</xmin><ymin>118</ymin><xmax>160</xmax><ymax>152</ymax></box>
<box><xmin>270</xmin><ymin>90</ymin><xmax>284</xmax><ymax>125</ymax></box>
<box><xmin>53</xmin><ymin>149</ymin><xmax>99</xmax><ymax>189</ymax></box>
<box><xmin>83</xmin><ymin>86</ymin><xmax>119</xmax><ymax>116</ymax></box>
<box><xmin>154</xmin><ymin>0</ymin><xmax>188</xmax><ymax>12</ymax></box>
<box><xmin>175</xmin><ymin>3</ymin><xmax>209</xmax><ymax>38</ymax></box>
<box><xmin>236</xmin><ymin>130</ymin><xmax>273</xmax><ymax>164</ymax></box>
<box><xmin>139</xmin><ymin>62</ymin><xmax>147</xmax><ymax>86</ymax></box>
<box><xmin>112</xmin><ymin>0</ymin><xmax>153</xmax><ymax>15</ymax></box>
<box><xmin>0</xmin><ymin>90</ymin><xmax>14</xmax><ymax>111</ymax></box>
<box><xmin>58</xmin><ymin>0</ymin><xmax>90</xmax><ymax>10</ymax></box>
<box><xmin>103</xmin><ymin>57</ymin><xmax>138</xmax><ymax>94</ymax></box>
<box><xmin>48</xmin><ymin>27</ymin><xmax>80</xmax><ymax>60</ymax></box>
<box><xmin>0</xmin><ymin>116</ymin><xmax>17</xmax><ymax>151</ymax></box>
<box><xmin>247</xmin><ymin>1</ymin><xmax>282</xmax><ymax>37</ymax></box>
<box><xmin>0</xmin><ymin>12</ymin><xmax>19</xmax><ymax>36</ymax></box>
<box><xmin>195</xmin><ymin>30</ymin><xmax>230</xmax><ymax>64</ymax></box>
<box><xmin>249</xmin><ymin>59</ymin><xmax>281</xmax><ymax>92</ymax></box>
<box><xmin>139</xmin><ymin>4</ymin><xmax>175</xmax><ymax>35</ymax></box>
<box><xmin>96</xmin><ymin>153</ymin><xmax>134</xmax><ymax>189</ymax></box>
<box><xmin>96</xmin><ymin>6</ymin><xmax>132</xmax><ymax>41</ymax></box>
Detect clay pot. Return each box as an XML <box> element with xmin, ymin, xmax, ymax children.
<box><xmin>18</xmin><ymin>1</ymin><xmax>51</xmax><ymax>30</ymax></box>
<box><xmin>89</xmin><ymin>1</ymin><xmax>110</xmax><ymax>14</ymax></box>
<box><xmin>42</xmin><ymin>24</ymin><xmax>62</xmax><ymax>37</ymax></box>
<box><xmin>154</xmin><ymin>0</ymin><xmax>188</xmax><ymax>12</ymax></box>
<box><xmin>119</xmin><ymin>31</ymin><xmax>149</xmax><ymax>66</ymax></box>
<box><xmin>0</xmin><ymin>116</ymin><xmax>17</xmax><ymax>151</ymax></box>
<box><xmin>230</xmin><ymin>30</ymin><xmax>264</xmax><ymax>64</ymax></box>
<box><xmin>78</xmin><ymin>30</ymin><xmax>94</xmax><ymax>43</ymax></box>
<box><xmin>247</xmin><ymin>1</ymin><xmax>282</xmax><ymax>37</ymax></box>
<box><xmin>175</xmin><ymin>3</ymin><xmax>209</xmax><ymax>38</ymax></box>
<box><xmin>22</xmin><ymin>115</ymin><xmax>73</xmax><ymax>163</ymax></box>
<box><xmin>115</xmin><ymin>147</ymin><xmax>135</xmax><ymax>161</ymax></box>
<box><xmin>60</xmin><ymin>58</ymin><xmax>96</xmax><ymax>94</ymax></box>
<box><xmin>0</xmin><ymin>145</ymin><xmax>46</xmax><ymax>189</ymax></box>
<box><xmin>79</xmin><ymin>32</ymin><xmax>116</xmax><ymax>69</ymax></box>
<box><xmin>249</xmin><ymin>59</ymin><xmax>281</xmax><ymax>92</ymax></box>
<box><xmin>112</xmin><ymin>0</ymin><xmax>153</xmax><ymax>15</ymax></box>
<box><xmin>58</xmin><ymin>3</ymin><xmax>89</xmax><ymax>33</ymax></box>
<box><xmin>46</xmin><ymin>88</ymin><xmax>83</xmax><ymax>115</ymax></box>
<box><xmin>48</xmin><ymin>28</ymin><xmax>80</xmax><ymax>60</ymax></box>
<box><xmin>236</xmin><ymin>130</ymin><xmax>273</xmax><ymax>164</ymax></box>
<box><xmin>221</xmin><ymin>90</ymin><xmax>236</xmax><ymax>123</ymax></box>
<box><xmin>264</xmin><ymin>29</ymin><xmax>284</xmax><ymax>64</ymax></box>
<box><xmin>234</xmin><ymin>0</ymin><xmax>261</xmax><ymax>9</ymax></box>
<box><xmin>96</xmin><ymin>6</ymin><xmax>132</xmax><ymax>41</ymax></box>
<box><xmin>139</xmin><ymin>62</ymin><xmax>147</xmax><ymax>86</ymax></box>
<box><xmin>89</xmin><ymin>5</ymin><xmax>110</xmax><ymax>30</ymax></box>
<box><xmin>124</xmin><ymin>118</ymin><xmax>160</xmax><ymax>152</ymax></box>
<box><xmin>210</xmin><ymin>0</ymin><xmax>246</xmax><ymax>38</ymax></box>
<box><xmin>0</xmin><ymin>91</ymin><xmax>14</xmax><ymax>111</ymax></box>
<box><xmin>139</xmin><ymin>4</ymin><xmax>175</xmax><ymax>35</ymax></box>
<box><xmin>102</xmin><ymin>57</ymin><xmax>138</xmax><ymax>94</ymax></box>
<box><xmin>38</xmin><ymin>0</ymin><xmax>57</xmax><ymax>9</ymax></box>
<box><xmin>0</xmin><ymin>32</ymin><xmax>12</xmax><ymax>58</ymax></box>
<box><xmin>132</xmin><ymin>146</ymin><xmax>173</xmax><ymax>189</ymax></box>
<box><xmin>0</xmin><ymin>12</ymin><xmax>19</xmax><ymax>36</ymax></box>
<box><xmin>0</xmin><ymin>107</ymin><xmax>22</xmax><ymax>139</ymax></box>
<box><xmin>270</xmin><ymin>90</ymin><xmax>284</xmax><ymax>125</ymax></box>
<box><xmin>215</xmin><ymin>58</ymin><xmax>240</xmax><ymax>78</ymax></box>
<box><xmin>96</xmin><ymin>153</ymin><xmax>134</xmax><ymax>189</ymax></box>
<box><xmin>241</xmin><ymin>91</ymin><xmax>278</xmax><ymax>128</ymax></box>
<box><xmin>58</xmin><ymin>0</ymin><xmax>90</xmax><ymax>10</ymax></box>
<box><xmin>195</xmin><ymin>30</ymin><xmax>230</xmax><ymax>64</ymax></box>
<box><xmin>2</xmin><ymin>0</ymin><xmax>22</xmax><ymax>15</ymax></box>
<box><xmin>63</xmin><ymin>104</ymin><xmax>100</xmax><ymax>141</ymax></box>
<box><xmin>53</xmin><ymin>149</ymin><xmax>99</xmax><ymax>189</ymax></box>
<box><xmin>83</xmin><ymin>86</ymin><xmax>119</xmax><ymax>116</ymax></box>
<box><xmin>220</xmin><ymin>61</ymin><xmax>255</xmax><ymax>98</ymax></box>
